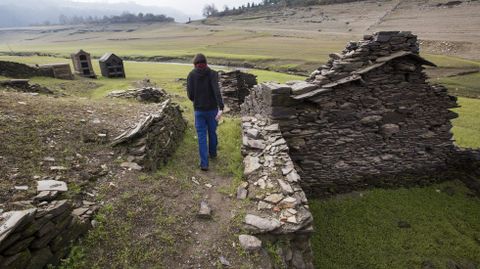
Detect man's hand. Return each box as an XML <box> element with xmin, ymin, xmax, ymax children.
<box><xmin>215</xmin><ymin>110</ymin><xmax>223</xmax><ymax>121</ymax></box>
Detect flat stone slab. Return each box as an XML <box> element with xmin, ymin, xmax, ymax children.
<box><xmin>244</xmin><ymin>214</ymin><xmax>281</xmax><ymax>233</ymax></box>
<box><xmin>0</xmin><ymin>209</ymin><xmax>36</xmax><ymax>244</ymax></box>
<box><xmin>36</xmin><ymin>180</ymin><xmax>68</xmax><ymax>192</ymax></box>
<box><xmin>244</xmin><ymin>156</ymin><xmax>261</xmax><ymax>176</ymax></box>
<box><xmin>290</xmin><ymin>81</ymin><xmax>318</xmax><ymax>95</ymax></box>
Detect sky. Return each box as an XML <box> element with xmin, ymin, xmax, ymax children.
<box><xmin>73</xmin><ymin>0</ymin><xmax>264</xmax><ymax>16</ymax></box>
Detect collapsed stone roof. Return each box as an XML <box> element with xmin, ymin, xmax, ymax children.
<box><xmin>292</xmin><ymin>31</ymin><xmax>436</xmax><ymax>101</ymax></box>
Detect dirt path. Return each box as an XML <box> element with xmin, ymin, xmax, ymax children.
<box><xmin>181</xmin><ymin>169</ymin><xmax>244</xmax><ymax>268</ymax></box>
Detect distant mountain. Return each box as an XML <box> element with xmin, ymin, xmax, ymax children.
<box><xmin>0</xmin><ymin>0</ymin><xmax>199</xmax><ymax>27</ymax></box>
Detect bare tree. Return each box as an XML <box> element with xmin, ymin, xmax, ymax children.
<box><xmin>202</xmin><ymin>3</ymin><xmax>218</xmax><ymax>17</ymax></box>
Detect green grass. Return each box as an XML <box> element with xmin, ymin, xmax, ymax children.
<box><xmin>436</xmin><ymin>72</ymin><xmax>480</xmax><ymax>99</ymax></box>
<box><xmin>423</xmin><ymin>54</ymin><xmax>480</xmax><ymax>69</ymax></box>
<box><xmin>452</xmin><ymin>97</ymin><xmax>480</xmax><ymax>148</ymax></box>
<box><xmin>310</xmin><ymin>180</ymin><xmax>480</xmax><ymax>269</ymax></box>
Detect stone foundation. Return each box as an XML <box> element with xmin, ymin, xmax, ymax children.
<box><xmin>112</xmin><ymin>99</ymin><xmax>187</xmax><ymax>171</ymax></box>
<box><xmin>239</xmin><ymin>116</ymin><xmax>314</xmax><ymax>269</ymax></box>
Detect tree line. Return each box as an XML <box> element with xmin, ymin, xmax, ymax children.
<box><xmin>57</xmin><ymin>12</ymin><xmax>174</xmax><ymax>25</ymax></box>
<box><xmin>203</xmin><ymin>0</ymin><xmax>361</xmax><ymax>17</ymax></box>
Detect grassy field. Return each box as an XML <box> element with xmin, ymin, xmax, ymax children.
<box><xmin>2</xmin><ymin>23</ymin><xmax>479</xmax><ymax>77</ymax></box>
<box><xmin>437</xmin><ymin>73</ymin><xmax>480</xmax><ymax>99</ymax></box>
<box><xmin>310</xmin><ymin>180</ymin><xmax>480</xmax><ymax>269</ymax></box>
<box><xmin>452</xmin><ymin>97</ymin><xmax>480</xmax><ymax>148</ymax></box>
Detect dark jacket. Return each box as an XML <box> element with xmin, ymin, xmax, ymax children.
<box><xmin>187</xmin><ymin>67</ymin><xmax>225</xmax><ymax>111</ymax></box>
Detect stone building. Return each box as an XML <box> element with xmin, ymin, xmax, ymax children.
<box><xmin>71</xmin><ymin>50</ymin><xmax>96</xmax><ymax>78</ymax></box>
<box><xmin>219</xmin><ymin>70</ymin><xmax>257</xmax><ymax>113</ymax></box>
<box><xmin>242</xmin><ymin>31</ymin><xmax>458</xmax><ymax>196</ymax></box>
<box><xmin>39</xmin><ymin>63</ymin><xmax>73</xmax><ymax>80</ymax></box>
<box><xmin>99</xmin><ymin>53</ymin><xmax>126</xmax><ymax>78</ymax></box>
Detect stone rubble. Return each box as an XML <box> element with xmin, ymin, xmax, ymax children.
<box><xmin>0</xmin><ymin>79</ymin><xmax>53</xmax><ymax>94</ymax></box>
<box><xmin>107</xmin><ymin>87</ymin><xmax>169</xmax><ymax>103</ymax></box>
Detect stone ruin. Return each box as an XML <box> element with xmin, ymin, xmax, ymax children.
<box><xmin>0</xmin><ymin>79</ymin><xmax>53</xmax><ymax>94</ymax></box>
<box><xmin>219</xmin><ymin>70</ymin><xmax>257</xmax><ymax>113</ymax></box>
<box><xmin>238</xmin><ymin>31</ymin><xmax>464</xmax><ymax>268</ymax></box>
<box><xmin>107</xmin><ymin>87</ymin><xmax>169</xmax><ymax>103</ymax></box>
<box><xmin>112</xmin><ymin>99</ymin><xmax>187</xmax><ymax>171</ymax></box>
<box><xmin>242</xmin><ymin>31</ymin><xmax>459</xmax><ymax>197</ymax></box>
<box><xmin>0</xmin><ymin>61</ymin><xmax>73</xmax><ymax>80</ymax></box>
<box><xmin>0</xmin><ymin>61</ymin><xmax>54</xmax><ymax>79</ymax></box>
<box><xmin>0</xmin><ymin>181</ymin><xmax>97</xmax><ymax>269</ymax></box>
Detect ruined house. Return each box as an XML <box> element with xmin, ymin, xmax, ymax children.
<box><xmin>242</xmin><ymin>31</ymin><xmax>458</xmax><ymax>196</ymax></box>
<box><xmin>39</xmin><ymin>63</ymin><xmax>74</xmax><ymax>80</ymax></box>
<box><xmin>71</xmin><ymin>49</ymin><xmax>96</xmax><ymax>78</ymax></box>
<box><xmin>219</xmin><ymin>70</ymin><xmax>257</xmax><ymax>113</ymax></box>
<box><xmin>99</xmin><ymin>53</ymin><xmax>126</xmax><ymax>78</ymax></box>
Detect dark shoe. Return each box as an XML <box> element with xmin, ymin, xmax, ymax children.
<box><xmin>210</xmin><ymin>154</ymin><xmax>217</xmax><ymax>159</ymax></box>
<box><xmin>200</xmin><ymin>166</ymin><xmax>209</xmax><ymax>171</ymax></box>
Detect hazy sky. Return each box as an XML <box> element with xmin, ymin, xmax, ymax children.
<box><xmin>74</xmin><ymin>0</ymin><xmax>264</xmax><ymax>15</ymax></box>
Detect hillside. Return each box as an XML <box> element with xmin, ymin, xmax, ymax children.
<box><xmin>0</xmin><ymin>0</ymin><xmax>478</xmax><ymax>78</ymax></box>
<box><xmin>205</xmin><ymin>0</ymin><xmax>480</xmax><ymax>60</ymax></box>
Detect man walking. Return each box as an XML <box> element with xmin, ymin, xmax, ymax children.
<box><xmin>187</xmin><ymin>54</ymin><xmax>224</xmax><ymax>171</ymax></box>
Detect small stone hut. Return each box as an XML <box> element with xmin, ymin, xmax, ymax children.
<box><xmin>71</xmin><ymin>50</ymin><xmax>96</xmax><ymax>78</ymax></box>
<box><xmin>242</xmin><ymin>31</ymin><xmax>458</xmax><ymax>196</ymax></box>
<box><xmin>99</xmin><ymin>53</ymin><xmax>126</xmax><ymax>78</ymax></box>
<box><xmin>219</xmin><ymin>70</ymin><xmax>257</xmax><ymax>113</ymax></box>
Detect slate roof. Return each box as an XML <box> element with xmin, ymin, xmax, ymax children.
<box><xmin>293</xmin><ymin>51</ymin><xmax>436</xmax><ymax>101</ymax></box>
<box><xmin>99</xmin><ymin>53</ymin><xmax>121</xmax><ymax>62</ymax></box>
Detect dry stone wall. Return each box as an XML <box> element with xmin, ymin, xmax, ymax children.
<box><xmin>0</xmin><ymin>200</ymin><xmax>95</xmax><ymax>269</ymax></box>
<box><xmin>0</xmin><ymin>61</ymin><xmax>54</xmax><ymax>79</ymax></box>
<box><xmin>242</xmin><ymin>31</ymin><xmax>459</xmax><ymax>196</ymax></box>
<box><xmin>239</xmin><ymin>116</ymin><xmax>314</xmax><ymax>269</ymax></box>
<box><xmin>112</xmin><ymin>99</ymin><xmax>187</xmax><ymax>171</ymax></box>
<box><xmin>219</xmin><ymin>70</ymin><xmax>257</xmax><ymax>114</ymax></box>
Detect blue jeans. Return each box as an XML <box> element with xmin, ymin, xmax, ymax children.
<box><xmin>194</xmin><ymin>109</ymin><xmax>218</xmax><ymax>168</ymax></box>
